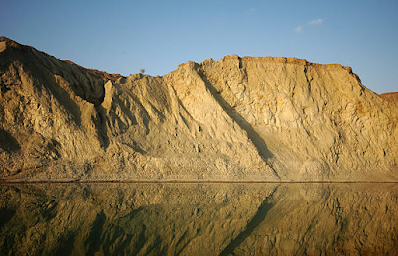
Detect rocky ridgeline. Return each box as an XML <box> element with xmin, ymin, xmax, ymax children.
<box><xmin>0</xmin><ymin>37</ymin><xmax>397</xmax><ymax>181</ymax></box>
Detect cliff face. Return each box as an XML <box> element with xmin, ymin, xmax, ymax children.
<box><xmin>194</xmin><ymin>56</ymin><xmax>398</xmax><ymax>181</ymax></box>
<box><xmin>0</xmin><ymin>37</ymin><xmax>397</xmax><ymax>181</ymax></box>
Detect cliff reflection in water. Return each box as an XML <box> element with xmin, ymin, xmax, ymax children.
<box><xmin>0</xmin><ymin>183</ymin><xmax>397</xmax><ymax>255</ymax></box>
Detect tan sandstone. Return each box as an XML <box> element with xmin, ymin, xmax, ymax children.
<box><xmin>0</xmin><ymin>37</ymin><xmax>397</xmax><ymax>181</ymax></box>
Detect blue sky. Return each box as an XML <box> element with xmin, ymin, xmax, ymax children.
<box><xmin>1</xmin><ymin>0</ymin><xmax>397</xmax><ymax>93</ymax></box>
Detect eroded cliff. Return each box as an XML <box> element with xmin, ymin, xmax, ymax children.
<box><xmin>0</xmin><ymin>37</ymin><xmax>397</xmax><ymax>181</ymax></box>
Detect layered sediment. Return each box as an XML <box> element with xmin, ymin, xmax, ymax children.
<box><xmin>0</xmin><ymin>37</ymin><xmax>397</xmax><ymax>181</ymax></box>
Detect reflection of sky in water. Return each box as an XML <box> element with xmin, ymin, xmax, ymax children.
<box><xmin>0</xmin><ymin>183</ymin><xmax>397</xmax><ymax>255</ymax></box>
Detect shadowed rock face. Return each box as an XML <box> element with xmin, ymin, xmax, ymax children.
<box><xmin>0</xmin><ymin>183</ymin><xmax>397</xmax><ymax>255</ymax></box>
<box><xmin>0</xmin><ymin>37</ymin><xmax>397</xmax><ymax>181</ymax></box>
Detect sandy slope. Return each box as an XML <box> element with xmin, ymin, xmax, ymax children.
<box><xmin>0</xmin><ymin>37</ymin><xmax>397</xmax><ymax>181</ymax></box>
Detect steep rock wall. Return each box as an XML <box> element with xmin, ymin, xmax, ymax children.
<box><xmin>196</xmin><ymin>55</ymin><xmax>398</xmax><ymax>180</ymax></box>
<box><xmin>0</xmin><ymin>38</ymin><xmax>396</xmax><ymax>181</ymax></box>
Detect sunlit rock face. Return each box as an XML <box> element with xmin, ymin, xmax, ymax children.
<box><xmin>0</xmin><ymin>183</ymin><xmax>397</xmax><ymax>255</ymax></box>
<box><xmin>195</xmin><ymin>56</ymin><xmax>398</xmax><ymax>181</ymax></box>
<box><xmin>1</xmin><ymin>37</ymin><xmax>397</xmax><ymax>181</ymax></box>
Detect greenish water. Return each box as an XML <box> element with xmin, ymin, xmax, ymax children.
<box><xmin>0</xmin><ymin>183</ymin><xmax>397</xmax><ymax>255</ymax></box>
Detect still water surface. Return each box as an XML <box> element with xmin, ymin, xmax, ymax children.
<box><xmin>0</xmin><ymin>183</ymin><xmax>397</xmax><ymax>255</ymax></box>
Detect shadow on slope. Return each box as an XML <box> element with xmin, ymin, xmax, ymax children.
<box><xmin>198</xmin><ymin>71</ymin><xmax>274</xmax><ymax>162</ymax></box>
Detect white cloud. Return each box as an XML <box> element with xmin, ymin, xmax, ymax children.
<box><xmin>308</xmin><ymin>19</ymin><xmax>323</xmax><ymax>25</ymax></box>
<box><xmin>295</xmin><ymin>26</ymin><xmax>303</xmax><ymax>32</ymax></box>
<box><xmin>249</xmin><ymin>8</ymin><xmax>256</xmax><ymax>12</ymax></box>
